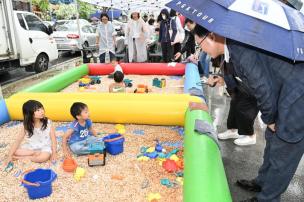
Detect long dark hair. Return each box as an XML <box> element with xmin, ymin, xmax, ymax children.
<box><xmin>22</xmin><ymin>100</ymin><xmax>48</xmax><ymax>138</ymax></box>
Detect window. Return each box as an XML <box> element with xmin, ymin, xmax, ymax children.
<box><xmin>81</xmin><ymin>26</ymin><xmax>90</xmax><ymax>33</ymax></box>
<box><xmin>24</xmin><ymin>14</ymin><xmax>47</xmax><ymax>33</ymax></box>
<box><xmin>17</xmin><ymin>13</ymin><xmax>26</xmax><ymax>30</ymax></box>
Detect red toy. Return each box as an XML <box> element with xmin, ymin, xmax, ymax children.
<box><xmin>162</xmin><ymin>159</ymin><xmax>179</xmax><ymax>173</ymax></box>
<box><xmin>62</xmin><ymin>157</ymin><xmax>77</xmax><ymax>172</ymax></box>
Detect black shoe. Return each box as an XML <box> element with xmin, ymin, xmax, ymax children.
<box><xmin>239</xmin><ymin>197</ymin><xmax>258</xmax><ymax>202</ymax></box>
<box><xmin>236</xmin><ymin>179</ymin><xmax>261</xmax><ymax>192</ymax></box>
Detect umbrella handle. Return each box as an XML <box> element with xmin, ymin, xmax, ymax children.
<box><xmin>104</xmin><ymin>136</ymin><xmax>124</xmax><ymax>143</ymax></box>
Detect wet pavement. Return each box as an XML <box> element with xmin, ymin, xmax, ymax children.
<box><xmin>0</xmin><ymin>52</ymin><xmax>80</xmax><ymax>86</ymax></box>
<box><xmin>206</xmin><ymin>86</ymin><xmax>304</xmax><ymax>202</ymax></box>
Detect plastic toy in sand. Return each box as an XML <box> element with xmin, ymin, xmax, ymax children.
<box><xmin>103</xmin><ymin>133</ymin><xmax>125</xmax><ymax>155</ymax></box>
<box><xmin>88</xmin><ymin>142</ymin><xmax>105</xmax><ymax>154</ymax></box>
<box><xmin>176</xmin><ymin>177</ymin><xmax>184</xmax><ymax>185</ymax></box>
<box><xmin>152</xmin><ymin>78</ymin><xmax>166</xmax><ymax>88</ymax></box>
<box><xmin>74</xmin><ymin>167</ymin><xmax>85</xmax><ymax>181</ymax></box>
<box><xmin>162</xmin><ymin>159</ymin><xmax>179</xmax><ymax>173</ymax></box>
<box><xmin>169</xmin><ymin>154</ymin><xmax>179</xmax><ymax>162</ymax></box>
<box><xmin>134</xmin><ymin>84</ymin><xmax>150</xmax><ymax>93</ymax></box>
<box><xmin>133</xmin><ymin>129</ymin><xmax>145</xmax><ymax>135</ymax></box>
<box><xmin>160</xmin><ymin>178</ymin><xmax>178</xmax><ymax>188</ymax></box>
<box><xmin>123</xmin><ymin>79</ymin><xmax>133</xmax><ymax>88</ymax></box>
<box><xmin>89</xmin><ymin>76</ymin><xmax>101</xmax><ymax>84</ymax></box>
<box><xmin>176</xmin><ymin>159</ymin><xmax>184</xmax><ymax>169</ymax></box>
<box><xmin>147</xmin><ymin>193</ymin><xmax>161</xmax><ymax>201</ymax></box>
<box><xmin>62</xmin><ymin>157</ymin><xmax>77</xmax><ymax>172</ymax></box>
<box><xmin>4</xmin><ymin>161</ymin><xmax>14</xmax><ymax>172</ymax></box>
<box><xmin>111</xmin><ymin>175</ymin><xmax>124</xmax><ymax>180</ymax></box>
<box><xmin>88</xmin><ymin>152</ymin><xmax>106</xmax><ymax>166</ymax></box>
<box><xmin>21</xmin><ymin>169</ymin><xmax>57</xmax><ymax>200</ymax></box>
<box><xmin>115</xmin><ymin>124</ymin><xmax>126</xmax><ymax>134</ymax></box>
<box><xmin>137</xmin><ymin>156</ymin><xmax>149</xmax><ymax>161</ymax></box>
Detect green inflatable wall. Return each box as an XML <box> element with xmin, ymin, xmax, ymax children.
<box><xmin>22</xmin><ymin>64</ymin><xmax>88</xmax><ymax>92</ymax></box>
<box><xmin>184</xmin><ymin>109</ymin><xmax>232</xmax><ymax>202</ymax></box>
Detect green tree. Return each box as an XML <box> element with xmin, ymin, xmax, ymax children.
<box><xmin>76</xmin><ymin>0</ymin><xmax>95</xmax><ymax>20</ymax></box>
<box><xmin>32</xmin><ymin>0</ymin><xmax>49</xmax><ymax>13</ymax></box>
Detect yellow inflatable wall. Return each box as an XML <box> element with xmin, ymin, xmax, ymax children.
<box><xmin>6</xmin><ymin>93</ymin><xmax>201</xmax><ymax>126</ymax></box>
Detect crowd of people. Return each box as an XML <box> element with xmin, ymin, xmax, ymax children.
<box><xmin>94</xmin><ymin>8</ymin><xmax>210</xmax><ymax>77</ymax></box>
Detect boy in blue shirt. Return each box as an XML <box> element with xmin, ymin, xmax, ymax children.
<box><xmin>63</xmin><ymin>102</ymin><xmax>102</xmax><ymax>157</ymax></box>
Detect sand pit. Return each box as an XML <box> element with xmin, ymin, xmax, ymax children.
<box><xmin>61</xmin><ymin>75</ymin><xmax>184</xmax><ymax>94</ymax></box>
<box><xmin>0</xmin><ymin>119</ymin><xmax>184</xmax><ymax>202</ymax></box>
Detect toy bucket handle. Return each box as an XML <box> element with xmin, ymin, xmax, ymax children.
<box><xmin>21</xmin><ymin>169</ymin><xmax>40</xmax><ymax>187</ymax></box>
<box><xmin>104</xmin><ymin>135</ymin><xmax>124</xmax><ymax>143</ymax></box>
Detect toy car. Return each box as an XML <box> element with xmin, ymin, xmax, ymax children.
<box><xmin>134</xmin><ymin>84</ymin><xmax>149</xmax><ymax>93</ymax></box>
<box><xmin>89</xmin><ymin>76</ymin><xmax>101</xmax><ymax>85</ymax></box>
<box><xmin>88</xmin><ymin>151</ymin><xmax>106</xmax><ymax>167</ymax></box>
<box><xmin>123</xmin><ymin>79</ymin><xmax>133</xmax><ymax>88</ymax></box>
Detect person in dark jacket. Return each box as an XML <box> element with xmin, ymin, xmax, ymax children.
<box><xmin>158</xmin><ymin>8</ymin><xmax>177</xmax><ymax>63</ymax></box>
<box><xmin>174</xmin><ymin>18</ymin><xmax>196</xmax><ymax>59</ymax></box>
<box><xmin>193</xmin><ymin>24</ymin><xmax>304</xmax><ymax>202</ymax></box>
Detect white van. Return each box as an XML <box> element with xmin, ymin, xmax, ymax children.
<box><xmin>0</xmin><ymin>0</ymin><xmax>58</xmax><ymax>74</ymax></box>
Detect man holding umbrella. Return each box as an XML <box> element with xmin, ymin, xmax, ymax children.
<box><xmin>167</xmin><ymin>0</ymin><xmax>304</xmax><ymax>201</ymax></box>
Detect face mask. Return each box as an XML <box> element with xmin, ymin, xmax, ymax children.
<box><xmin>162</xmin><ymin>14</ymin><xmax>167</xmax><ymax>20</ymax></box>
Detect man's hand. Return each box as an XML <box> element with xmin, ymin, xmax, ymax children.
<box><xmin>267</xmin><ymin>123</ymin><xmax>276</xmax><ymax>133</ymax></box>
<box><xmin>189</xmin><ymin>102</ymin><xmax>209</xmax><ymax>111</ymax></box>
<box><xmin>175</xmin><ymin>52</ymin><xmax>182</xmax><ymax>60</ymax></box>
<box><xmin>207</xmin><ymin>75</ymin><xmax>225</xmax><ymax>87</ymax></box>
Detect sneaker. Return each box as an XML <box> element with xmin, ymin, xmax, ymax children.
<box><xmin>236</xmin><ymin>179</ymin><xmax>261</xmax><ymax>192</ymax></box>
<box><xmin>218</xmin><ymin>129</ymin><xmax>240</xmax><ymax>140</ymax></box>
<box><xmin>234</xmin><ymin>134</ymin><xmax>256</xmax><ymax>146</ymax></box>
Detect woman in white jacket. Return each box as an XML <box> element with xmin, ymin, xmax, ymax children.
<box><xmin>125</xmin><ymin>11</ymin><xmax>149</xmax><ymax>62</ymax></box>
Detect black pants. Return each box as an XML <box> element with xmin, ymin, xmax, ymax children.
<box><xmin>161</xmin><ymin>42</ymin><xmax>173</xmax><ymax>63</ymax></box>
<box><xmin>255</xmin><ymin>129</ymin><xmax>304</xmax><ymax>201</ymax></box>
<box><xmin>99</xmin><ymin>52</ymin><xmax>115</xmax><ymax>63</ymax></box>
<box><xmin>173</xmin><ymin>43</ymin><xmax>181</xmax><ymax>62</ymax></box>
<box><xmin>227</xmin><ymin>90</ymin><xmax>258</xmax><ymax>135</ymax></box>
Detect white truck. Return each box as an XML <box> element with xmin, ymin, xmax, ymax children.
<box><xmin>0</xmin><ymin>0</ymin><xmax>58</xmax><ymax>74</ymax></box>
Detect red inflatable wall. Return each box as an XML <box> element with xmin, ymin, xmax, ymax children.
<box><xmin>88</xmin><ymin>63</ymin><xmax>185</xmax><ymax>75</ymax></box>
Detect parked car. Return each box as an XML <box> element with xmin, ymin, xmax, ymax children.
<box><xmin>0</xmin><ymin>0</ymin><xmax>58</xmax><ymax>74</ymax></box>
<box><xmin>52</xmin><ymin>19</ymin><xmax>97</xmax><ymax>52</ymax></box>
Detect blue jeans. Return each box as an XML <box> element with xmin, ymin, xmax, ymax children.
<box><xmin>99</xmin><ymin>52</ymin><xmax>116</xmax><ymax>63</ymax></box>
<box><xmin>69</xmin><ymin>136</ymin><xmax>103</xmax><ymax>155</ymax></box>
<box><xmin>198</xmin><ymin>51</ymin><xmax>210</xmax><ymax>77</ymax></box>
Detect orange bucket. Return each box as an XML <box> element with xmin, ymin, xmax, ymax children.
<box><xmin>62</xmin><ymin>158</ymin><xmax>77</xmax><ymax>172</ymax></box>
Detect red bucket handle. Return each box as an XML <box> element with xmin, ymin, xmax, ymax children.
<box><xmin>21</xmin><ymin>169</ymin><xmax>40</xmax><ymax>187</ymax></box>
<box><xmin>104</xmin><ymin>135</ymin><xmax>124</xmax><ymax>143</ymax></box>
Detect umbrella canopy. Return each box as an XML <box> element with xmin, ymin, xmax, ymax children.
<box><xmin>166</xmin><ymin>0</ymin><xmax>304</xmax><ymax>61</ymax></box>
<box><xmin>90</xmin><ymin>9</ymin><xmax>122</xmax><ymax>20</ymax></box>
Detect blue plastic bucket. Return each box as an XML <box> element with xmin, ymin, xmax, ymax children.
<box><xmin>22</xmin><ymin>169</ymin><xmax>57</xmax><ymax>200</ymax></box>
<box><xmin>103</xmin><ymin>133</ymin><xmax>125</xmax><ymax>155</ymax></box>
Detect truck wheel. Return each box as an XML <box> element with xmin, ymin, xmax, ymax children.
<box><xmin>34</xmin><ymin>54</ymin><xmax>49</xmax><ymax>73</ymax></box>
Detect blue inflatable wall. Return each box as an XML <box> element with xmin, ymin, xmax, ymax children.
<box><xmin>0</xmin><ymin>99</ymin><xmax>10</xmax><ymax>125</ymax></box>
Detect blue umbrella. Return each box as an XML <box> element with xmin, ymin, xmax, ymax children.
<box><xmin>166</xmin><ymin>0</ymin><xmax>304</xmax><ymax>61</ymax></box>
<box><xmin>90</xmin><ymin>9</ymin><xmax>122</xmax><ymax>20</ymax></box>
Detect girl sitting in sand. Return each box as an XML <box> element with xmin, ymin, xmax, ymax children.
<box><xmin>5</xmin><ymin>100</ymin><xmax>57</xmax><ymax>166</ymax></box>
